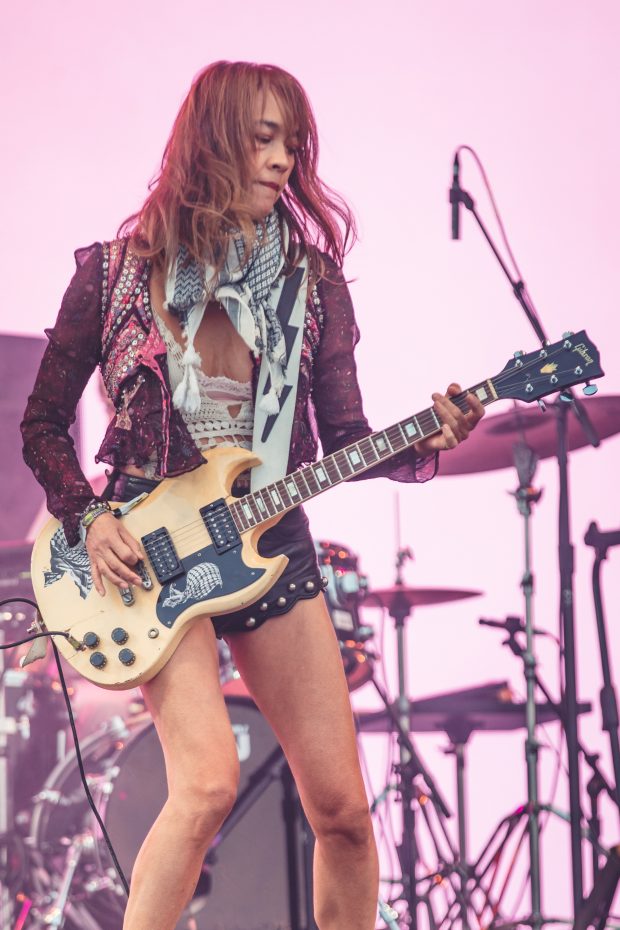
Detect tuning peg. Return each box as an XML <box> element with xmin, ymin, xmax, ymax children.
<box><xmin>537</xmin><ymin>399</ymin><xmax>547</xmax><ymax>412</ymax></box>
<box><xmin>562</xmin><ymin>331</ymin><xmax>574</xmax><ymax>338</ymax></box>
<box><xmin>583</xmin><ymin>382</ymin><xmax>598</xmax><ymax>396</ymax></box>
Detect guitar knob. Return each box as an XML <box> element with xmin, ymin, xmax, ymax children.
<box><xmin>83</xmin><ymin>632</ymin><xmax>100</xmax><ymax>649</ymax></box>
<box><xmin>118</xmin><ymin>648</ymin><xmax>136</xmax><ymax>666</ymax></box>
<box><xmin>111</xmin><ymin>627</ymin><xmax>129</xmax><ymax>645</ymax></box>
<box><xmin>583</xmin><ymin>382</ymin><xmax>598</xmax><ymax>396</ymax></box>
<box><xmin>89</xmin><ymin>651</ymin><xmax>107</xmax><ymax>669</ymax></box>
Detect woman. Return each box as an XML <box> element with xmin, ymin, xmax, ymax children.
<box><xmin>21</xmin><ymin>61</ymin><xmax>484</xmax><ymax>930</ymax></box>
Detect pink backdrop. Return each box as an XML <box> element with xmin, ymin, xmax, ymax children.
<box><xmin>3</xmin><ymin>0</ymin><xmax>619</xmax><ymax>923</ymax></box>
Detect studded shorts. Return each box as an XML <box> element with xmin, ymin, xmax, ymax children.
<box><xmin>106</xmin><ymin>471</ymin><xmax>324</xmax><ymax>637</ymax></box>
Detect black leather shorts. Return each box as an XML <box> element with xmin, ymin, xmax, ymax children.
<box><xmin>105</xmin><ymin>471</ymin><xmax>323</xmax><ymax>637</ymax></box>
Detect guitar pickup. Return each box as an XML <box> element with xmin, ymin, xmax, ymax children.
<box><xmin>200</xmin><ymin>499</ymin><xmax>241</xmax><ymax>555</ymax></box>
<box><xmin>141</xmin><ymin>527</ymin><xmax>183</xmax><ymax>584</ymax></box>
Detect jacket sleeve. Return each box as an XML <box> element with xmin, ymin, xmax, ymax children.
<box><xmin>21</xmin><ymin>243</ymin><xmax>105</xmax><ymax>545</ymax></box>
<box><xmin>312</xmin><ymin>260</ymin><xmax>437</xmax><ymax>483</ymax></box>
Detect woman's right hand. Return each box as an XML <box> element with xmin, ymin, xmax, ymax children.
<box><xmin>85</xmin><ymin>512</ymin><xmax>144</xmax><ymax>596</ymax></box>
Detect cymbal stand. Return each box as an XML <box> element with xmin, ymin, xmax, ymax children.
<box><xmin>0</xmin><ymin>624</ymin><xmax>15</xmax><ymax>929</ymax></box>
<box><xmin>510</xmin><ymin>439</ymin><xmax>544</xmax><ymax>930</ymax></box>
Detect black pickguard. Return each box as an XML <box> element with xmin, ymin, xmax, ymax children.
<box><xmin>156</xmin><ymin>544</ymin><xmax>265</xmax><ymax>628</ymax></box>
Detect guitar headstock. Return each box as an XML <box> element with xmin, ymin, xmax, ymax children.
<box><xmin>493</xmin><ymin>330</ymin><xmax>604</xmax><ymax>403</ymax></box>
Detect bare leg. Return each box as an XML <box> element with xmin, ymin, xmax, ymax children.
<box><xmin>122</xmin><ymin>620</ymin><xmax>239</xmax><ymax>930</ymax></box>
<box><xmin>228</xmin><ymin>596</ymin><xmax>379</xmax><ymax>930</ymax></box>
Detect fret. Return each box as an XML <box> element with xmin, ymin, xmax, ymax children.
<box><xmin>254</xmin><ymin>492</ymin><xmax>269</xmax><ymax>517</ymax></box>
<box><xmin>401</xmin><ymin>418</ymin><xmax>420</xmax><ymax>443</ymax></box>
<box><xmin>430</xmin><ymin>407</ymin><xmax>441</xmax><ymax>431</ymax></box>
<box><xmin>285</xmin><ymin>476</ymin><xmax>301</xmax><ymax>501</ymax></box>
<box><xmin>276</xmin><ymin>479</ymin><xmax>294</xmax><ymax>508</ymax></box>
<box><xmin>335</xmin><ymin>449</ymin><xmax>353</xmax><ymax>478</ymax></box>
<box><xmin>258</xmin><ymin>488</ymin><xmax>276</xmax><ymax>516</ymax></box>
<box><xmin>372</xmin><ymin>431</ymin><xmax>393</xmax><ymax>457</ymax></box>
<box><xmin>303</xmin><ymin>467</ymin><xmax>321</xmax><ymax>495</ymax></box>
<box><xmin>359</xmin><ymin>437</ymin><xmax>379</xmax><ymax>465</ymax></box>
<box><xmin>240</xmin><ymin>499</ymin><xmax>256</xmax><ymax>527</ymax></box>
<box><xmin>396</xmin><ymin>422</ymin><xmax>408</xmax><ymax>447</ymax></box>
<box><xmin>312</xmin><ymin>462</ymin><xmax>332</xmax><ymax>488</ymax></box>
<box><xmin>234</xmin><ymin>502</ymin><xmax>250</xmax><ymax>531</ymax></box>
<box><xmin>229</xmin><ymin>502</ymin><xmax>244</xmax><ymax>533</ymax></box>
<box><xmin>345</xmin><ymin>445</ymin><xmax>365</xmax><ymax>473</ymax></box>
<box><xmin>324</xmin><ymin>456</ymin><xmax>342</xmax><ymax>484</ymax></box>
<box><xmin>385</xmin><ymin>424</ymin><xmax>406</xmax><ymax>451</ymax></box>
<box><xmin>246</xmin><ymin>495</ymin><xmax>262</xmax><ymax>523</ymax></box>
<box><xmin>294</xmin><ymin>470</ymin><xmax>312</xmax><ymax>499</ymax></box>
<box><xmin>268</xmin><ymin>485</ymin><xmax>285</xmax><ymax>512</ymax></box>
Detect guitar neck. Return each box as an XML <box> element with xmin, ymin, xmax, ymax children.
<box><xmin>228</xmin><ymin>377</ymin><xmax>499</xmax><ymax>533</ymax></box>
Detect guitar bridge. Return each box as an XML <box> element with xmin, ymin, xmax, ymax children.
<box><xmin>200</xmin><ymin>499</ymin><xmax>241</xmax><ymax>555</ymax></box>
<box><xmin>141</xmin><ymin>528</ymin><xmax>183</xmax><ymax>584</ymax></box>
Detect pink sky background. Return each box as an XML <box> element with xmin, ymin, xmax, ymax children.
<box><xmin>2</xmin><ymin>0</ymin><xmax>620</xmax><ymax>923</ymax></box>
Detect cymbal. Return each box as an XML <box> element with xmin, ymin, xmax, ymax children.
<box><xmin>355</xmin><ymin>680</ymin><xmax>592</xmax><ymax>735</ymax></box>
<box><xmin>364</xmin><ymin>585</ymin><xmax>482</xmax><ymax>609</ymax></box>
<box><xmin>438</xmin><ymin>394</ymin><xmax>620</xmax><ymax>476</ymax></box>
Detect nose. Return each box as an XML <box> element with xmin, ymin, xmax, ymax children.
<box><xmin>268</xmin><ymin>138</ymin><xmax>293</xmax><ymax>172</ymax></box>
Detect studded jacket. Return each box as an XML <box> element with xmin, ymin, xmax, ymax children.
<box><xmin>21</xmin><ymin>239</ymin><xmax>435</xmax><ymax>545</ymax></box>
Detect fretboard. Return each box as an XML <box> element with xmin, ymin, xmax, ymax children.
<box><xmin>228</xmin><ymin>379</ymin><xmax>497</xmax><ymax>533</ymax></box>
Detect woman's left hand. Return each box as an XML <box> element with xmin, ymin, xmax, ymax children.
<box><xmin>413</xmin><ymin>383</ymin><xmax>485</xmax><ymax>456</ymax></box>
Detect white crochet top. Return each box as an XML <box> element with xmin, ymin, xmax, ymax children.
<box><xmin>154</xmin><ymin>314</ymin><xmax>254</xmax><ymax>451</ymax></box>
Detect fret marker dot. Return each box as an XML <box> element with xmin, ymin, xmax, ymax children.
<box><xmin>476</xmin><ymin>387</ymin><xmax>488</xmax><ymax>401</ymax></box>
<box><xmin>286</xmin><ymin>481</ymin><xmax>298</xmax><ymax>497</ymax></box>
<box><xmin>404</xmin><ymin>422</ymin><xmax>417</xmax><ymax>437</ymax></box>
<box><xmin>348</xmin><ymin>450</ymin><xmax>361</xmax><ymax>466</ymax></box>
<box><xmin>375</xmin><ymin>437</ymin><xmax>387</xmax><ymax>451</ymax></box>
<box><xmin>315</xmin><ymin>466</ymin><xmax>327</xmax><ymax>483</ymax></box>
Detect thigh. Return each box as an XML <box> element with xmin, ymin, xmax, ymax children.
<box><xmin>141</xmin><ymin>618</ymin><xmax>239</xmax><ymax>793</ymax></box>
<box><xmin>226</xmin><ymin>597</ymin><xmax>367</xmax><ymax>820</ymax></box>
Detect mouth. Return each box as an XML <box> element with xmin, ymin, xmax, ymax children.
<box><xmin>257</xmin><ymin>181</ymin><xmax>280</xmax><ymax>192</ymax></box>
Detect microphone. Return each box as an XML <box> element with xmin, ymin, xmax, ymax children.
<box><xmin>479</xmin><ymin>616</ymin><xmax>548</xmax><ymax>637</ymax></box>
<box><xmin>584</xmin><ymin>521</ymin><xmax>620</xmax><ymax>551</ymax></box>
<box><xmin>450</xmin><ymin>152</ymin><xmax>461</xmax><ymax>239</ymax></box>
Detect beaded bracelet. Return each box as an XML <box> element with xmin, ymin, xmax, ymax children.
<box><xmin>80</xmin><ymin>499</ymin><xmax>113</xmax><ymax>531</ymax></box>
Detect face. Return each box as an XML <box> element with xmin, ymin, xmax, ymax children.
<box><xmin>248</xmin><ymin>89</ymin><xmax>297</xmax><ymax>219</ymax></box>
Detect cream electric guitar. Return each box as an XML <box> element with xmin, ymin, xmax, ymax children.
<box><xmin>31</xmin><ymin>331</ymin><xmax>603</xmax><ymax>689</ymax></box>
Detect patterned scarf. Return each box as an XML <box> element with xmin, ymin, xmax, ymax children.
<box><xmin>164</xmin><ymin>210</ymin><xmax>287</xmax><ymax>415</ymax></box>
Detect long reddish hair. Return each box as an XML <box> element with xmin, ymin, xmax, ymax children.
<box><xmin>121</xmin><ymin>61</ymin><xmax>356</xmax><ymax>275</ymax></box>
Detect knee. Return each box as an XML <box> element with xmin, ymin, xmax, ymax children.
<box><xmin>168</xmin><ymin>778</ymin><xmax>238</xmax><ymax>844</ymax></box>
<box><xmin>310</xmin><ymin>798</ymin><xmax>375</xmax><ymax>851</ymax></box>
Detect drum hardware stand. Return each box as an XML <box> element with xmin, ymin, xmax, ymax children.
<box><xmin>441</xmin><ymin>719</ymin><xmax>476</xmax><ymax>930</ymax></box>
<box><xmin>583</xmin><ymin>522</ymin><xmax>620</xmax><ymax>817</ymax></box>
<box><xmin>38</xmin><ymin>832</ymin><xmax>96</xmax><ymax>928</ymax></box>
<box><xmin>452</xmin><ymin>150</ymin><xmax>603</xmax><ymax>916</ymax></box>
<box><xmin>367</xmin><ymin>587</ymin><xmax>480</xmax><ymax>927</ymax></box>
<box><xmin>482</xmin><ymin>615</ymin><xmax>619</xmax><ymax>919</ymax></box>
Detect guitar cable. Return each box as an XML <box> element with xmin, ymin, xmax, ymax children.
<box><xmin>0</xmin><ymin>596</ymin><xmax>131</xmax><ymax>897</ymax></box>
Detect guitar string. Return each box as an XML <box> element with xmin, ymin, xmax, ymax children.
<box><xmin>138</xmin><ymin>340</ymin><xmax>594</xmax><ymax>555</ymax></box>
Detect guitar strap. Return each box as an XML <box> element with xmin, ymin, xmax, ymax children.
<box><xmin>250</xmin><ymin>259</ymin><xmax>308</xmax><ymax>491</ymax></box>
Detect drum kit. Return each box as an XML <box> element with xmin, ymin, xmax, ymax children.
<box><xmin>0</xmin><ymin>393</ymin><xmax>619</xmax><ymax>930</ymax></box>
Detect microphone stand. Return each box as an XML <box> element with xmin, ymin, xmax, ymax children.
<box><xmin>451</xmin><ymin>161</ymin><xmax>601</xmax><ymax>916</ymax></box>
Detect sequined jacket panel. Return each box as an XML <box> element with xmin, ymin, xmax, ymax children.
<box><xmin>21</xmin><ymin>239</ymin><xmax>435</xmax><ymax>545</ymax></box>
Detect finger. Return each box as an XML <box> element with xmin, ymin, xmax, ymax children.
<box><xmin>118</xmin><ymin>526</ymin><xmax>144</xmax><ymax>563</ymax></box>
<box><xmin>110</xmin><ymin>535</ymin><xmax>142</xmax><ymax>572</ymax></box>
<box><xmin>98</xmin><ymin>550</ymin><xmax>142</xmax><ymax>587</ymax></box>
<box><xmin>433</xmin><ymin>393</ymin><xmax>470</xmax><ymax>443</ymax></box>
<box><xmin>97</xmin><ymin>562</ymin><xmax>131</xmax><ymax>591</ymax></box>
<box><xmin>90</xmin><ymin>559</ymin><xmax>106</xmax><ymax>598</ymax></box>
<box><xmin>442</xmin><ymin>424</ymin><xmax>459</xmax><ymax>450</ymax></box>
<box><xmin>465</xmin><ymin>391</ymin><xmax>485</xmax><ymax>420</ymax></box>
<box><xmin>446</xmin><ymin>382</ymin><xmax>462</xmax><ymax>397</ymax></box>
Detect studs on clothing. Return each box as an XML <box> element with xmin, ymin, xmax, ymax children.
<box><xmin>245</xmin><ymin>617</ymin><xmax>257</xmax><ymax>628</ymax></box>
<box><xmin>321</xmin><ymin>576</ymin><xmax>329</xmax><ymax>589</ymax></box>
<box><xmin>276</xmin><ymin>596</ymin><xmax>287</xmax><ymax>608</ymax></box>
<box><xmin>287</xmin><ymin>582</ymin><xmax>297</xmax><ymax>592</ymax></box>
<box><xmin>260</xmin><ymin>602</ymin><xmax>269</xmax><ymax>611</ymax></box>
<box><xmin>304</xmin><ymin>580</ymin><xmax>316</xmax><ymax>592</ymax></box>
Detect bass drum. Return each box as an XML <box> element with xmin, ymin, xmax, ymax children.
<box><xmin>29</xmin><ymin>696</ymin><xmax>311</xmax><ymax>930</ymax></box>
